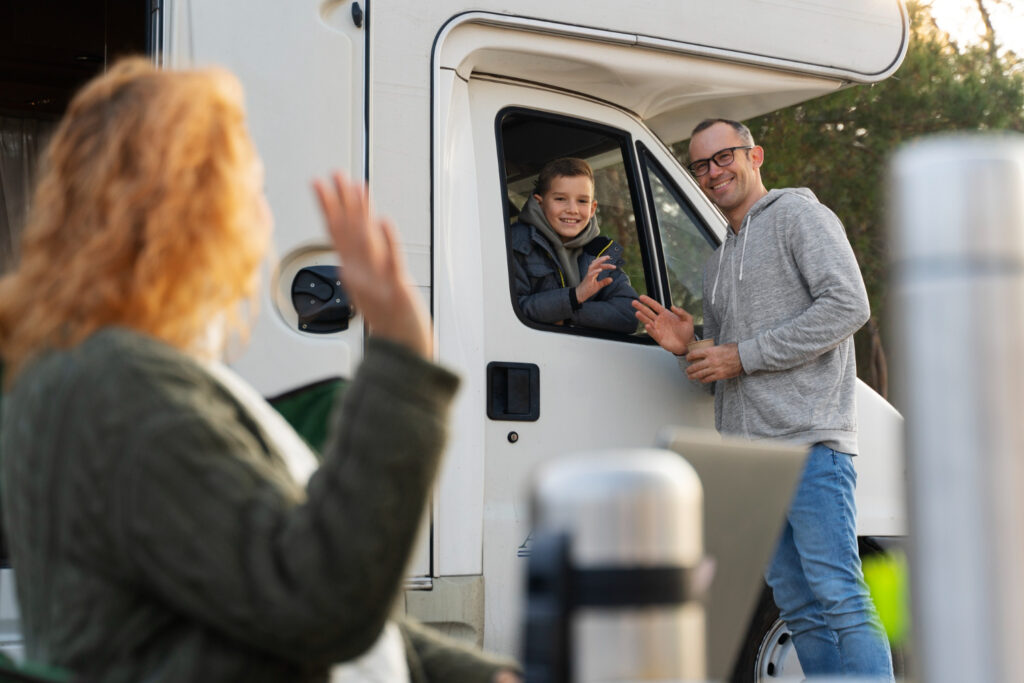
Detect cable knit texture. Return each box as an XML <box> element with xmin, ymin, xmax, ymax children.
<box><xmin>0</xmin><ymin>328</ymin><xmax>510</xmax><ymax>682</ymax></box>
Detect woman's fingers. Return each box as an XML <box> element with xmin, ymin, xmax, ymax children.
<box><xmin>329</xmin><ymin>172</ymin><xmax>372</xmax><ymax>256</ymax></box>
<box><xmin>378</xmin><ymin>217</ymin><xmax>404</xmax><ymax>282</ymax></box>
<box><xmin>312</xmin><ymin>179</ymin><xmax>338</xmax><ymax>226</ymax></box>
<box><xmin>313</xmin><ymin>170</ymin><xmax>432</xmax><ymax>357</ymax></box>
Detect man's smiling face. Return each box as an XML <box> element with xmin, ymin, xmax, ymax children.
<box><xmin>688</xmin><ymin>122</ymin><xmax>762</xmax><ymax>219</ymax></box>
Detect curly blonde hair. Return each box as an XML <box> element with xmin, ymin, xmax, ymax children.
<box><xmin>0</xmin><ymin>58</ymin><xmax>269</xmax><ymax>379</ymax></box>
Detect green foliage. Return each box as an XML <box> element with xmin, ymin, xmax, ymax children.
<box><xmin>674</xmin><ymin>1</ymin><xmax>1024</xmax><ymax>395</ymax></box>
<box><xmin>863</xmin><ymin>550</ymin><xmax>910</xmax><ymax>647</ymax></box>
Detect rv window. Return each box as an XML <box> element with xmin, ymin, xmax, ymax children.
<box><xmin>639</xmin><ymin>148</ymin><xmax>717</xmax><ymax>329</ymax></box>
<box><xmin>499</xmin><ymin>111</ymin><xmax>651</xmax><ymax>338</ymax></box>
<box><xmin>0</xmin><ymin>0</ymin><xmax>150</xmax><ymax>274</ymax></box>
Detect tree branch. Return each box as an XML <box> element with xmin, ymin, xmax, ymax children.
<box><xmin>975</xmin><ymin>0</ymin><xmax>999</xmax><ymax>59</ymax></box>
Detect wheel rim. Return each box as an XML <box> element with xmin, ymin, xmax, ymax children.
<box><xmin>755</xmin><ymin>618</ymin><xmax>804</xmax><ymax>680</ymax></box>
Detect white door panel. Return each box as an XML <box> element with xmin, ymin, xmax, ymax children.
<box><xmin>436</xmin><ymin>78</ymin><xmax>717</xmax><ymax>654</ymax></box>
<box><xmin>166</xmin><ymin>0</ymin><xmax>367</xmax><ymax>396</ymax></box>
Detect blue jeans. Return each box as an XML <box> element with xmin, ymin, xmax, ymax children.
<box><xmin>765</xmin><ymin>443</ymin><xmax>894</xmax><ymax>680</ymax></box>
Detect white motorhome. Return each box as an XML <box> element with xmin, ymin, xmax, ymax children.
<box><xmin>0</xmin><ymin>0</ymin><xmax>908</xmax><ymax>679</ymax></box>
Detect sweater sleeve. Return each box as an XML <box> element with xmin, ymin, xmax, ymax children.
<box><xmin>737</xmin><ymin>203</ymin><xmax>869</xmax><ymax>374</ymax></box>
<box><xmin>570</xmin><ymin>259</ymin><xmax>639</xmax><ymax>334</ymax></box>
<box><xmin>118</xmin><ymin>338</ymin><xmax>459</xmax><ymax>666</ymax></box>
<box><xmin>400</xmin><ymin>618</ymin><xmax>519</xmax><ymax>683</ymax></box>
<box><xmin>512</xmin><ymin>251</ymin><xmax>575</xmax><ymax>323</ymax></box>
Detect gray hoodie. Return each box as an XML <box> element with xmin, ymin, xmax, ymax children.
<box><xmin>682</xmin><ymin>188</ymin><xmax>869</xmax><ymax>453</ymax></box>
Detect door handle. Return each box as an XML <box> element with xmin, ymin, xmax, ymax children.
<box><xmin>291</xmin><ymin>265</ymin><xmax>355</xmax><ymax>334</ymax></box>
<box><xmin>487</xmin><ymin>362</ymin><xmax>540</xmax><ymax>421</ymax></box>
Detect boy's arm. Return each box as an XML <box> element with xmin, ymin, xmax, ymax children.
<box><xmin>512</xmin><ymin>252</ymin><xmax>575</xmax><ymax>324</ymax></box>
<box><xmin>570</xmin><ymin>265</ymin><xmax>638</xmax><ymax>333</ymax></box>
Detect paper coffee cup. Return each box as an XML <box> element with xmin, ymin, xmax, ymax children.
<box><xmin>687</xmin><ymin>338</ymin><xmax>714</xmax><ymax>355</ymax></box>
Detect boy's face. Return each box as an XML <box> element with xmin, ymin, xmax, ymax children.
<box><xmin>533</xmin><ymin>175</ymin><xmax>597</xmax><ymax>243</ymax></box>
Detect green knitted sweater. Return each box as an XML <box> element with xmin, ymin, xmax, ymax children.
<box><xmin>0</xmin><ymin>329</ymin><xmax>510</xmax><ymax>682</ymax></box>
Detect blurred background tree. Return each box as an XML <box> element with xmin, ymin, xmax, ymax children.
<box><xmin>673</xmin><ymin>0</ymin><xmax>1024</xmax><ymax>401</ymax></box>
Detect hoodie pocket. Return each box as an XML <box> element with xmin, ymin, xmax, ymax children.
<box><xmin>782</xmin><ymin>350</ymin><xmax>850</xmax><ymax>431</ymax></box>
<box><xmin>743</xmin><ymin>373</ymin><xmax>810</xmax><ymax>436</ymax></box>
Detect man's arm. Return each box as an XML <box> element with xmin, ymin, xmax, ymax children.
<box><xmin>679</xmin><ymin>267</ymin><xmax>726</xmax><ymax>387</ymax></box>
<box><xmin>737</xmin><ymin>203</ymin><xmax>869</xmax><ymax>374</ymax></box>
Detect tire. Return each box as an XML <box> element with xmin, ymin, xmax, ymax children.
<box><xmin>730</xmin><ymin>583</ymin><xmax>800</xmax><ymax>682</ymax></box>
<box><xmin>730</xmin><ymin>579</ymin><xmax>905</xmax><ymax>682</ymax></box>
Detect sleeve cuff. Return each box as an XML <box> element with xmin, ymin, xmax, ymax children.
<box><xmin>361</xmin><ymin>337</ymin><xmax>461</xmax><ymax>407</ymax></box>
<box><xmin>737</xmin><ymin>338</ymin><xmax>761</xmax><ymax>374</ymax></box>
<box><xmin>569</xmin><ymin>287</ymin><xmax>582</xmax><ymax>312</ymax></box>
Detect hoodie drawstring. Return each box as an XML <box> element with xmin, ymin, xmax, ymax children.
<box><xmin>711</xmin><ymin>239</ymin><xmax>726</xmax><ymax>306</ymax></box>
<box><xmin>738</xmin><ymin>213</ymin><xmax>750</xmax><ymax>282</ymax></box>
<box><xmin>711</xmin><ymin>213</ymin><xmax>751</xmax><ymax>306</ymax></box>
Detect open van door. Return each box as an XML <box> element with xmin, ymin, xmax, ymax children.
<box><xmin>434</xmin><ymin>74</ymin><xmax>731</xmax><ymax>652</ymax></box>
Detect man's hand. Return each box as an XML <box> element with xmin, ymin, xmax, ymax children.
<box><xmin>686</xmin><ymin>342</ymin><xmax>743</xmax><ymax>383</ymax></box>
<box><xmin>492</xmin><ymin>671</ymin><xmax>522</xmax><ymax>683</ymax></box>
<box><xmin>575</xmin><ymin>255</ymin><xmax>616</xmax><ymax>303</ymax></box>
<box><xmin>631</xmin><ymin>295</ymin><xmax>695</xmax><ymax>355</ymax></box>
<box><xmin>313</xmin><ymin>171</ymin><xmax>432</xmax><ymax>358</ymax></box>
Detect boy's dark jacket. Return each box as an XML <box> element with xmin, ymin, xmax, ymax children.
<box><xmin>510</xmin><ymin>221</ymin><xmax>638</xmax><ymax>334</ymax></box>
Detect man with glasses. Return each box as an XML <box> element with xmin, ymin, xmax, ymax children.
<box><xmin>633</xmin><ymin>119</ymin><xmax>893</xmax><ymax>680</ymax></box>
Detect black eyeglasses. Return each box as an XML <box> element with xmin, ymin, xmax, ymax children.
<box><xmin>687</xmin><ymin>146</ymin><xmax>753</xmax><ymax>177</ymax></box>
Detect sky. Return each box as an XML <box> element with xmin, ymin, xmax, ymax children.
<box><xmin>929</xmin><ymin>0</ymin><xmax>1024</xmax><ymax>53</ymax></box>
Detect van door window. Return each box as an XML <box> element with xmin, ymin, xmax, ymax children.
<box><xmin>639</xmin><ymin>146</ymin><xmax>717</xmax><ymax>329</ymax></box>
<box><xmin>499</xmin><ymin>110</ymin><xmax>651</xmax><ymax>338</ymax></box>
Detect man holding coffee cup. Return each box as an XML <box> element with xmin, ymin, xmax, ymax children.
<box><xmin>632</xmin><ymin>119</ymin><xmax>893</xmax><ymax>680</ymax></box>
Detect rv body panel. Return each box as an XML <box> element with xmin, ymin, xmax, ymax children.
<box><xmin>26</xmin><ymin>0</ymin><xmax>905</xmax><ymax>662</ymax></box>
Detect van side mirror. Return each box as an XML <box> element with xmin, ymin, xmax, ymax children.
<box><xmin>290</xmin><ymin>265</ymin><xmax>355</xmax><ymax>334</ymax></box>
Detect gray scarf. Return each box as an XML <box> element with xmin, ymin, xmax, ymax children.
<box><xmin>519</xmin><ymin>196</ymin><xmax>600</xmax><ymax>288</ymax></box>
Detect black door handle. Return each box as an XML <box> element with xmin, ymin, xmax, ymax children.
<box><xmin>291</xmin><ymin>265</ymin><xmax>355</xmax><ymax>334</ymax></box>
<box><xmin>487</xmin><ymin>362</ymin><xmax>539</xmax><ymax>421</ymax></box>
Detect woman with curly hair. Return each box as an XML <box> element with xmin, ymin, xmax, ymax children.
<box><xmin>0</xmin><ymin>58</ymin><xmax>517</xmax><ymax>683</ymax></box>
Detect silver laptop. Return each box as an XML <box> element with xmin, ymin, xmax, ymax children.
<box><xmin>656</xmin><ymin>426</ymin><xmax>807</xmax><ymax>681</ymax></box>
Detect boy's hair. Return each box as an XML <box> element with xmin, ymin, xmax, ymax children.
<box><xmin>690</xmin><ymin>118</ymin><xmax>755</xmax><ymax>147</ymax></box>
<box><xmin>0</xmin><ymin>57</ymin><xmax>267</xmax><ymax>379</ymax></box>
<box><xmin>533</xmin><ymin>157</ymin><xmax>594</xmax><ymax>196</ymax></box>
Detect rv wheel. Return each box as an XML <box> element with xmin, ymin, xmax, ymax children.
<box><xmin>731</xmin><ymin>584</ymin><xmax>801</xmax><ymax>682</ymax></box>
<box><xmin>732</xmin><ymin>581</ymin><xmax>905</xmax><ymax>682</ymax></box>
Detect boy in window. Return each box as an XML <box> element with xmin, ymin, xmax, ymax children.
<box><xmin>510</xmin><ymin>157</ymin><xmax>638</xmax><ymax>333</ymax></box>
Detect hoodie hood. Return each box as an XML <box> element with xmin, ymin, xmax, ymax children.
<box><xmin>747</xmin><ymin>187</ymin><xmax>816</xmax><ymax>222</ymax></box>
<box><xmin>518</xmin><ymin>195</ymin><xmax>600</xmax><ymax>288</ymax></box>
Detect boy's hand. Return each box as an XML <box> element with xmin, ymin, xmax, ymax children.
<box><xmin>632</xmin><ymin>295</ymin><xmax>695</xmax><ymax>355</ymax></box>
<box><xmin>313</xmin><ymin>171</ymin><xmax>432</xmax><ymax>358</ymax></box>
<box><xmin>575</xmin><ymin>255</ymin><xmax>616</xmax><ymax>303</ymax></box>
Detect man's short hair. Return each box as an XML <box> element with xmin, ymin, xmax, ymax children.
<box><xmin>691</xmin><ymin>118</ymin><xmax>755</xmax><ymax>147</ymax></box>
<box><xmin>533</xmin><ymin>157</ymin><xmax>594</xmax><ymax>196</ymax></box>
